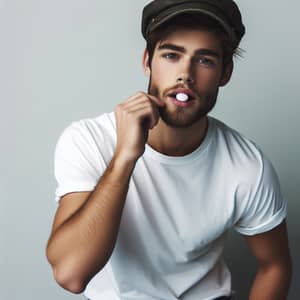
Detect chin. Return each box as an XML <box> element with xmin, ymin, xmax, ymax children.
<box><xmin>158</xmin><ymin>106</ymin><xmax>208</xmax><ymax>128</ymax></box>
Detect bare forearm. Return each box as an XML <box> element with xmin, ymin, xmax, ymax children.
<box><xmin>249</xmin><ymin>262</ymin><xmax>292</xmax><ymax>300</ymax></box>
<box><xmin>47</xmin><ymin>93</ymin><xmax>163</xmax><ymax>293</ymax></box>
<box><xmin>46</xmin><ymin>154</ymin><xmax>136</xmax><ymax>290</ymax></box>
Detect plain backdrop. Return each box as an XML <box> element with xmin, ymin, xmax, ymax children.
<box><xmin>1</xmin><ymin>0</ymin><xmax>299</xmax><ymax>299</ymax></box>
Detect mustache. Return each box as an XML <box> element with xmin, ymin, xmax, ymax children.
<box><xmin>147</xmin><ymin>76</ymin><xmax>199</xmax><ymax>99</ymax></box>
<box><xmin>162</xmin><ymin>84</ymin><xmax>199</xmax><ymax>98</ymax></box>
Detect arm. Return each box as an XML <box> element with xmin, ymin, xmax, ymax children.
<box><xmin>46</xmin><ymin>92</ymin><xmax>165</xmax><ymax>293</ymax></box>
<box><xmin>46</xmin><ymin>155</ymin><xmax>135</xmax><ymax>294</ymax></box>
<box><xmin>244</xmin><ymin>220</ymin><xmax>292</xmax><ymax>300</ymax></box>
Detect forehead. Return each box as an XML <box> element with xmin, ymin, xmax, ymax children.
<box><xmin>155</xmin><ymin>28</ymin><xmax>223</xmax><ymax>54</ymax></box>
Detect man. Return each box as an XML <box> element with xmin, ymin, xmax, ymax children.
<box><xmin>46</xmin><ymin>1</ymin><xmax>292</xmax><ymax>299</ymax></box>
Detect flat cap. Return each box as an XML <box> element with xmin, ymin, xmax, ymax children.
<box><xmin>142</xmin><ymin>0</ymin><xmax>245</xmax><ymax>46</ymax></box>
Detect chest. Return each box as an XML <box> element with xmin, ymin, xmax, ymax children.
<box><xmin>121</xmin><ymin>158</ymin><xmax>236</xmax><ymax>262</ymax></box>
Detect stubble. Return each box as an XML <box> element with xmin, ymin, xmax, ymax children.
<box><xmin>147</xmin><ymin>75</ymin><xmax>219</xmax><ymax>128</ymax></box>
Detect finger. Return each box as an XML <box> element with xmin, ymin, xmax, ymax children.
<box><xmin>124</xmin><ymin>102</ymin><xmax>154</xmax><ymax>115</ymax></box>
<box><xmin>122</xmin><ymin>91</ymin><xmax>148</xmax><ymax>105</ymax></box>
<box><xmin>121</xmin><ymin>93</ymin><xmax>161</xmax><ymax>113</ymax></box>
<box><xmin>128</xmin><ymin>105</ymin><xmax>160</xmax><ymax>129</ymax></box>
<box><xmin>122</xmin><ymin>97</ymin><xmax>150</xmax><ymax>111</ymax></box>
<box><xmin>146</xmin><ymin>93</ymin><xmax>165</xmax><ymax>107</ymax></box>
<box><xmin>126</xmin><ymin>91</ymin><xmax>165</xmax><ymax>107</ymax></box>
<box><xmin>123</xmin><ymin>97</ymin><xmax>160</xmax><ymax>114</ymax></box>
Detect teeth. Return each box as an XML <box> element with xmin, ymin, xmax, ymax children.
<box><xmin>176</xmin><ymin>93</ymin><xmax>189</xmax><ymax>102</ymax></box>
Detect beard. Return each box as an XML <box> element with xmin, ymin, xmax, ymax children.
<box><xmin>147</xmin><ymin>76</ymin><xmax>219</xmax><ymax>128</ymax></box>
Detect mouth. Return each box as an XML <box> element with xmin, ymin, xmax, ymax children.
<box><xmin>167</xmin><ymin>88</ymin><xmax>196</xmax><ymax>102</ymax></box>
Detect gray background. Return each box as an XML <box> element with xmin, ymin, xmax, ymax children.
<box><xmin>1</xmin><ymin>0</ymin><xmax>299</xmax><ymax>299</ymax></box>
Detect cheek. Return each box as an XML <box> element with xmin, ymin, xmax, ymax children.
<box><xmin>194</xmin><ymin>68</ymin><xmax>223</xmax><ymax>89</ymax></box>
<box><xmin>151</xmin><ymin>60</ymin><xmax>175</xmax><ymax>82</ymax></box>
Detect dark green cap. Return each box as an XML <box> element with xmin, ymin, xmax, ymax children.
<box><xmin>142</xmin><ymin>0</ymin><xmax>245</xmax><ymax>46</ymax></box>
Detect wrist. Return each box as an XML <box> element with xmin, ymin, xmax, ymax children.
<box><xmin>112</xmin><ymin>151</ymin><xmax>138</xmax><ymax>173</ymax></box>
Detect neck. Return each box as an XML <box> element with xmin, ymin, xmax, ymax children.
<box><xmin>147</xmin><ymin>116</ymin><xmax>208</xmax><ymax>156</ymax></box>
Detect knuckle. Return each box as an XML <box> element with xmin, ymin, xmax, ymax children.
<box><xmin>115</xmin><ymin>103</ymin><xmax>123</xmax><ymax>112</ymax></box>
<box><xmin>137</xmin><ymin>91</ymin><xmax>146</xmax><ymax>96</ymax></box>
<box><xmin>126</xmin><ymin>110</ymin><xmax>133</xmax><ymax>117</ymax></box>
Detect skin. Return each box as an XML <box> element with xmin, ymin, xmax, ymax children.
<box><xmin>46</xmin><ymin>28</ymin><xmax>292</xmax><ymax>298</ymax></box>
<box><xmin>245</xmin><ymin>221</ymin><xmax>292</xmax><ymax>300</ymax></box>
<box><xmin>143</xmin><ymin>29</ymin><xmax>232</xmax><ymax>156</ymax></box>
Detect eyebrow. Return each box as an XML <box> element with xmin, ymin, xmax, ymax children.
<box><xmin>157</xmin><ymin>43</ymin><xmax>220</xmax><ymax>58</ymax></box>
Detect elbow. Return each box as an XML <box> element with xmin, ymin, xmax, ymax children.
<box><xmin>45</xmin><ymin>241</ymin><xmax>110</xmax><ymax>293</ymax></box>
<box><xmin>46</xmin><ymin>247</ymin><xmax>87</xmax><ymax>294</ymax></box>
<box><xmin>53</xmin><ymin>265</ymin><xmax>86</xmax><ymax>294</ymax></box>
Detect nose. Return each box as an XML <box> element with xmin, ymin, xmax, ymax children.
<box><xmin>176</xmin><ymin>60</ymin><xmax>194</xmax><ymax>85</ymax></box>
<box><xmin>176</xmin><ymin>76</ymin><xmax>194</xmax><ymax>85</ymax></box>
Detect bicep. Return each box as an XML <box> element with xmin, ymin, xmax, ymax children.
<box><xmin>243</xmin><ymin>220</ymin><xmax>291</xmax><ymax>266</ymax></box>
<box><xmin>51</xmin><ymin>191</ymin><xmax>92</xmax><ymax>234</ymax></box>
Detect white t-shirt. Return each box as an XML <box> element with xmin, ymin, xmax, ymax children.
<box><xmin>54</xmin><ymin>112</ymin><xmax>287</xmax><ymax>300</ymax></box>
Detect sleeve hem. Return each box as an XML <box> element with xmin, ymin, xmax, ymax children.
<box><xmin>54</xmin><ymin>183</ymin><xmax>97</xmax><ymax>202</ymax></box>
<box><xmin>235</xmin><ymin>200</ymin><xmax>287</xmax><ymax>236</ymax></box>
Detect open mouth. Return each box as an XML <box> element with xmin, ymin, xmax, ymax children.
<box><xmin>168</xmin><ymin>90</ymin><xmax>195</xmax><ymax>102</ymax></box>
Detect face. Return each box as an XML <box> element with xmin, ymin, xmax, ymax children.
<box><xmin>144</xmin><ymin>28</ymin><xmax>232</xmax><ymax>128</ymax></box>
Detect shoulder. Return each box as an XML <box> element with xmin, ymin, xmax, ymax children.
<box><xmin>211</xmin><ymin>117</ymin><xmax>261</xmax><ymax>152</ymax></box>
<box><xmin>54</xmin><ymin>112</ymin><xmax>117</xmax><ymax>162</ymax></box>
<box><xmin>208</xmin><ymin>118</ymin><xmax>287</xmax><ymax>234</ymax></box>
<box><xmin>209</xmin><ymin>116</ymin><xmax>264</xmax><ymax>173</ymax></box>
<box><xmin>61</xmin><ymin>111</ymin><xmax>115</xmax><ymax>134</ymax></box>
<box><xmin>209</xmin><ymin>117</ymin><xmax>283</xmax><ymax>195</ymax></box>
<box><xmin>56</xmin><ymin>112</ymin><xmax>116</xmax><ymax>143</ymax></box>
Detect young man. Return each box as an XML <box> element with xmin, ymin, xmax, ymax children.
<box><xmin>46</xmin><ymin>1</ymin><xmax>292</xmax><ymax>299</ymax></box>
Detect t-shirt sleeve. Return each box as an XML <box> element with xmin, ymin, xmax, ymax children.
<box><xmin>53</xmin><ymin>122</ymin><xmax>102</xmax><ymax>202</ymax></box>
<box><xmin>234</xmin><ymin>153</ymin><xmax>287</xmax><ymax>236</ymax></box>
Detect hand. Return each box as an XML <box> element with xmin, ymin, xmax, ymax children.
<box><xmin>114</xmin><ymin>91</ymin><xmax>165</xmax><ymax>163</ymax></box>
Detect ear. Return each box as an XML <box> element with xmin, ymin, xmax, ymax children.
<box><xmin>142</xmin><ymin>49</ymin><xmax>151</xmax><ymax>76</ymax></box>
<box><xmin>219</xmin><ymin>60</ymin><xmax>233</xmax><ymax>87</ymax></box>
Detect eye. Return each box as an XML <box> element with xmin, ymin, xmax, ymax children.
<box><xmin>195</xmin><ymin>56</ymin><xmax>216</xmax><ymax>67</ymax></box>
<box><xmin>162</xmin><ymin>52</ymin><xmax>179</xmax><ymax>60</ymax></box>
